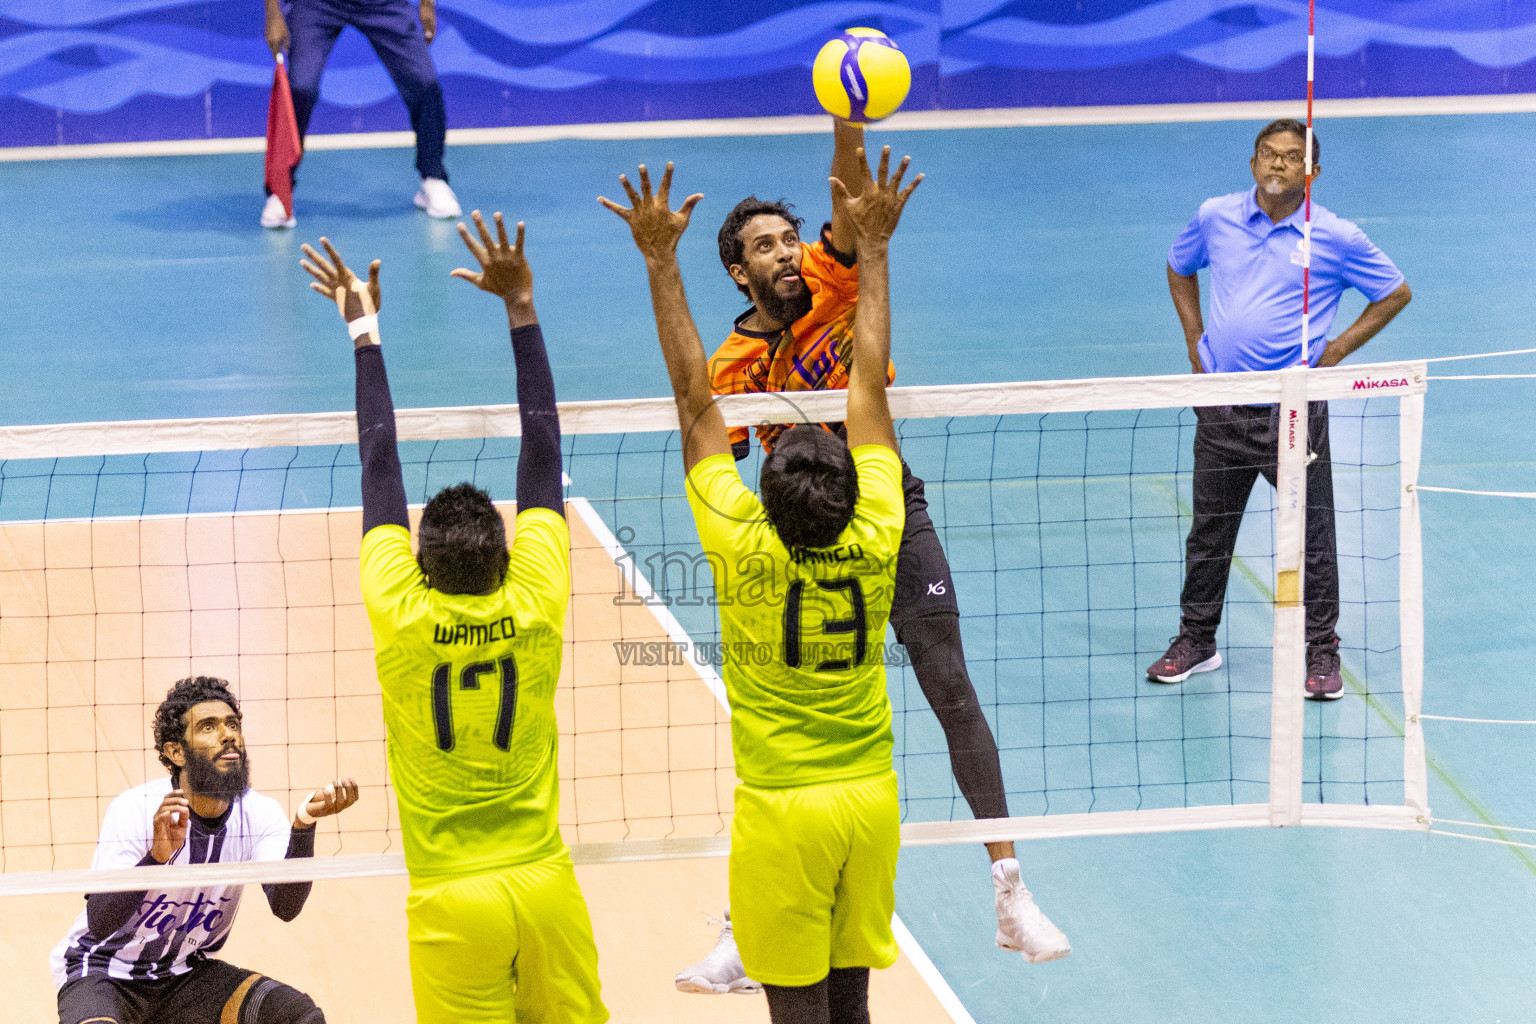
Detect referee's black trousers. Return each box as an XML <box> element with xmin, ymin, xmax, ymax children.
<box><xmin>1179</xmin><ymin>402</ymin><xmax>1340</xmax><ymax>646</ymax></box>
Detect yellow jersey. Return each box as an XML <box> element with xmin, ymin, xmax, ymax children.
<box><xmin>684</xmin><ymin>445</ymin><xmax>904</xmax><ymax>788</ymax></box>
<box><xmin>359</xmin><ymin>508</ymin><xmax>569</xmax><ymax>882</ymax></box>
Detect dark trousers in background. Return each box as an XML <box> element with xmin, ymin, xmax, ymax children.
<box><xmin>281</xmin><ymin>0</ymin><xmax>448</xmax><ymax>187</ymax></box>
<box><xmin>1179</xmin><ymin>402</ymin><xmax>1340</xmax><ymax>646</ymax></box>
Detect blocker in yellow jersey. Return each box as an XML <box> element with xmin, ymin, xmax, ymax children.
<box><xmin>360</xmin><ymin>511</ymin><xmax>569</xmax><ymax>881</ymax></box>
<box><xmin>604</xmin><ymin>143</ymin><xmax>921</xmax><ymax>1017</ymax></box>
<box><xmin>304</xmin><ymin>217</ymin><xmax>607</xmax><ymax>1024</ymax></box>
<box><xmin>685</xmin><ymin>446</ymin><xmax>904</xmax><ymax>790</ymax></box>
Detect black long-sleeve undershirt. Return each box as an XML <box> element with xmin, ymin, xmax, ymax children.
<box><xmin>355</xmin><ymin>325</ymin><xmax>562</xmax><ymax>533</ymax></box>
<box><xmin>262</xmin><ymin>822</ymin><xmax>315</xmax><ymax>922</ymax></box>
<box><xmin>84</xmin><ymin>824</ymin><xmax>317</xmax><ymax>937</ymax></box>
<box><xmin>510</xmin><ymin>323</ymin><xmax>563</xmax><ymax>517</ymax></box>
<box><xmin>84</xmin><ymin>851</ymin><xmax>161</xmax><ymax>938</ymax></box>
<box><xmin>355</xmin><ymin>344</ymin><xmax>409</xmax><ymax>534</ymax></box>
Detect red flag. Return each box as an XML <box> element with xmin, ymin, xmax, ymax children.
<box><xmin>265</xmin><ymin>54</ymin><xmax>302</xmax><ymax>218</ymax></box>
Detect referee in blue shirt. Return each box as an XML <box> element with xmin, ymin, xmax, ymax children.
<box><xmin>1147</xmin><ymin>119</ymin><xmax>1412</xmax><ymax>699</ymax></box>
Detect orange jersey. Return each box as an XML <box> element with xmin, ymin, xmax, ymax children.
<box><xmin>708</xmin><ymin>237</ymin><xmax>895</xmax><ymax>452</ymax></box>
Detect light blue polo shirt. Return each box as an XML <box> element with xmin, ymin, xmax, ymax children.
<box><xmin>1168</xmin><ymin>188</ymin><xmax>1405</xmax><ymax>373</ymax></box>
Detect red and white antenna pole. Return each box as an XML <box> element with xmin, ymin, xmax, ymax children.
<box><xmin>1300</xmin><ymin>0</ymin><xmax>1315</xmax><ymax>367</ymax></box>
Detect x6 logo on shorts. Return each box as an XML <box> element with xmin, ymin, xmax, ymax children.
<box><xmin>927</xmin><ymin>581</ymin><xmax>947</xmax><ymax>596</ymax></box>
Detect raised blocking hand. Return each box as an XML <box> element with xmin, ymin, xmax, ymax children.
<box><xmin>451</xmin><ymin>211</ymin><xmax>532</xmax><ymax>307</ymax></box>
<box><xmin>829</xmin><ymin>146</ymin><xmax>923</xmax><ymax>250</ymax></box>
<box><xmin>598</xmin><ymin>162</ymin><xmax>703</xmax><ymax>262</ymax></box>
<box><xmin>300</xmin><ymin>238</ymin><xmax>381</xmax><ymax>324</ymax></box>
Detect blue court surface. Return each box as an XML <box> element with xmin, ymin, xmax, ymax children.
<box><xmin>4</xmin><ymin>112</ymin><xmax>1536</xmax><ymax>1022</ymax></box>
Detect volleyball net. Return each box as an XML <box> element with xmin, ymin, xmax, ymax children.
<box><xmin>0</xmin><ymin>360</ymin><xmax>1429</xmax><ymax>896</ymax></box>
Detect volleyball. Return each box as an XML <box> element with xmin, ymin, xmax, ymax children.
<box><xmin>812</xmin><ymin>28</ymin><xmax>911</xmax><ymax>123</ymax></box>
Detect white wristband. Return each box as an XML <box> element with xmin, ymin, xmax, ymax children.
<box><xmin>294</xmin><ymin>790</ymin><xmax>320</xmax><ymax>826</ymax></box>
<box><xmin>347</xmin><ymin>314</ymin><xmax>379</xmax><ymax>342</ymax></box>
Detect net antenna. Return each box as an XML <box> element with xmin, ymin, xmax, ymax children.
<box><xmin>1300</xmin><ymin>0</ymin><xmax>1316</xmax><ymax>368</ymax></box>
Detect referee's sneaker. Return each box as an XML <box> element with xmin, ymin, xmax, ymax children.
<box><xmin>1148</xmin><ymin>117</ymin><xmax>1411</xmax><ymax>701</ymax></box>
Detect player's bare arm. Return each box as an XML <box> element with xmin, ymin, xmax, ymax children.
<box><xmin>420</xmin><ymin>0</ymin><xmax>437</xmax><ymax>42</ymax></box>
<box><xmin>301</xmin><ymin>237</ymin><xmax>382</xmax><ymax>345</ymax></box>
<box><xmin>1316</xmin><ymin>280</ymin><xmax>1412</xmax><ymax>367</ymax></box>
<box><xmin>831</xmin><ymin>145</ymin><xmax>921</xmax><ymax>453</ymax></box>
<box><xmin>601</xmin><ymin>162</ymin><xmax>730</xmax><ymax>473</ymax></box>
<box><xmin>829</xmin><ymin>118</ymin><xmax>866</xmax><ymax>255</ymax></box>
<box><xmin>1167</xmin><ymin>264</ymin><xmax>1205</xmax><ymax>373</ymax></box>
<box><xmin>451</xmin><ymin>210</ymin><xmax>537</xmax><ymax>328</ymax></box>
<box><xmin>264</xmin><ymin>0</ymin><xmax>289</xmax><ymax>55</ymax></box>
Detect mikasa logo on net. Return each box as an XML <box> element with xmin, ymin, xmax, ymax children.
<box><xmin>1351</xmin><ymin>377</ymin><xmax>1410</xmax><ymax>390</ymax></box>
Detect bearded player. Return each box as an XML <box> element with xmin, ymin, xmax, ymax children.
<box><xmin>300</xmin><ymin>216</ymin><xmax>606</xmax><ymax>1024</ymax></box>
<box><xmin>667</xmin><ymin>120</ymin><xmax>1071</xmax><ymax>993</ymax></box>
<box><xmin>605</xmin><ymin>145</ymin><xmax>920</xmax><ymax>1024</ymax></box>
<box><xmin>52</xmin><ymin>675</ymin><xmax>358</xmax><ymax>1024</ymax></box>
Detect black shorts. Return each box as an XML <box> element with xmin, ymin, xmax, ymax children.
<box><xmin>58</xmin><ymin>959</ymin><xmax>277</xmax><ymax>1024</ymax></box>
<box><xmin>889</xmin><ymin>462</ymin><xmax>960</xmax><ymax>632</ymax></box>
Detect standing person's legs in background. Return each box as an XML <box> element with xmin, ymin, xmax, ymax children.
<box><xmin>1152</xmin><ymin>402</ymin><xmax>1344</xmax><ymax>698</ymax></box>
<box><xmin>1149</xmin><ymin>404</ymin><xmax>1267</xmax><ymax>682</ymax></box>
<box><xmin>353</xmin><ymin>0</ymin><xmax>459</xmax><ymax>217</ymax></box>
<box><xmin>1252</xmin><ymin>401</ymin><xmax>1343</xmax><ymax>697</ymax></box>
<box><xmin>282</xmin><ymin>0</ymin><xmax>346</xmax><ymax>179</ymax></box>
<box><xmin>261</xmin><ymin>0</ymin><xmax>345</xmax><ymax>226</ymax></box>
<box><xmin>1296</xmin><ymin>402</ymin><xmax>1343</xmax><ymax>698</ymax></box>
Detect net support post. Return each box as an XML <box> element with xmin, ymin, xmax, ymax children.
<box><xmin>1269</xmin><ymin>368</ymin><xmax>1308</xmax><ymax>826</ymax></box>
<box><xmin>1399</xmin><ymin>389</ymin><xmax>1429</xmax><ymax>817</ymax></box>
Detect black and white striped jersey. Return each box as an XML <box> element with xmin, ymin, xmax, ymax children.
<box><xmin>51</xmin><ymin>777</ymin><xmax>289</xmax><ymax>988</ymax></box>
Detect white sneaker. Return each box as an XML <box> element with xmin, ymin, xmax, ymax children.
<box><xmin>414</xmin><ymin>177</ymin><xmax>461</xmax><ymax>219</ymax></box>
<box><xmin>260</xmin><ymin>193</ymin><xmax>295</xmax><ymax>229</ymax></box>
<box><xmin>993</xmin><ymin>859</ymin><xmax>1072</xmax><ymax>963</ymax></box>
<box><xmin>674</xmin><ymin>913</ymin><xmax>762</xmax><ymax>995</ymax></box>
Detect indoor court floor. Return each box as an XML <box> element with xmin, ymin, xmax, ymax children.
<box><xmin>3</xmin><ymin>109</ymin><xmax>1536</xmax><ymax>1021</ymax></box>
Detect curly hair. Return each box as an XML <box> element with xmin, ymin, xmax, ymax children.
<box><xmin>417</xmin><ymin>482</ymin><xmax>509</xmax><ymax>595</ymax></box>
<box><xmin>153</xmin><ymin>676</ymin><xmax>241</xmax><ymax>775</ymax></box>
<box><xmin>718</xmin><ymin>197</ymin><xmax>804</xmax><ymax>298</ymax></box>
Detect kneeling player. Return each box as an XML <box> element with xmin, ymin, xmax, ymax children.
<box><xmin>603</xmin><ymin>149</ymin><xmax>915</xmax><ymax>1022</ymax></box>
<box><xmin>52</xmin><ymin>675</ymin><xmax>358</xmax><ymax>1024</ymax></box>
<box><xmin>301</xmin><ymin>217</ymin><xmax>607</xmax><ymax>1024</ymax></box>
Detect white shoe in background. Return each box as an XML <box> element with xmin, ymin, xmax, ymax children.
<box><xmin>414</xmin><ymin>177</ymin><xmax>462</xmax><ymax>219</ymax></box>
<box><xmin>993</xmin><ymin>859</ymin><xmax>1072</xmax><ymax>963</ymax></box>
<box><xmin>674</xmin><ymin>912</ymin><xmax>762</xmax><ymax>994</ymax></box>
<box><xmin>260</xmin><ymin>193</ymin><xmax>296</xmax><ymax>229</ymax></box>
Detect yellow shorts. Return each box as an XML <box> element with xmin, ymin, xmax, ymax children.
<box><xmin>405</xmin><ymin>850</ymin><xmax>608</xmax><ymax>1024</ymax></box>
<box><xmin>729</xmin><ymin>770</ymin><xmax>900</xmax><ymax>987</ymax></box>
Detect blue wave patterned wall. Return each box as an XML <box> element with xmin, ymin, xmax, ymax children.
<box><xmin>6</xmin><ymin>1</ymin><xmax>1536</xmax><ymax>146</ymax></box>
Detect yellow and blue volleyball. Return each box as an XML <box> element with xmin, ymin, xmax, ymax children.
<box><xmin>812</xmin><ymin>28</ymin><xmax>911</xmax><ymax>123</ymax></box>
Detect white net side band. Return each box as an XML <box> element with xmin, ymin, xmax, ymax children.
<box><xmin>0</xmin><ymin>802</ymin><xmax>1427</xmax><ymax>897</ymax></box>
<box><xmin>0</xmin><ymin>362</ymin><xmax>1426</xmax><ymax>461</ymax></box>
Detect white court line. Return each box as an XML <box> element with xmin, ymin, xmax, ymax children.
<box><xmin>1412</xmin><ymin>485</ymin><xmax>1536</xmax><ymax>499</ymax></box>
<box><xmin>566</xmin><ymin>494</ymin><xmax>976</xmax><ymax>1024</ymax></box>
<box><xmin>1418</xmin><ymin>714</ymin><xmax>1536</xmax><ymax>724</ymax></box>
<box><xmin>6</xmin><ymin>93</ymin><xmax>1536</xmax><ymax>163</ymax></box>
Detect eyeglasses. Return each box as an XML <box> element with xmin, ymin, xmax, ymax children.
<box><xmin>1257</xmin><ymin>145</ymin><xmax>1308</xmax><ymax>167</ymax></box>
